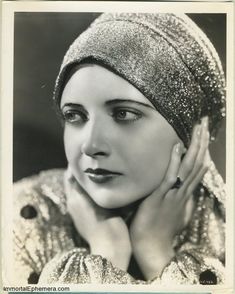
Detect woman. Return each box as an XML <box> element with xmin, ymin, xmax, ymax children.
<box><xmin>13</xmin><ymin>13</ymin><xmax>225</xmax><ymax>285</ymax></box>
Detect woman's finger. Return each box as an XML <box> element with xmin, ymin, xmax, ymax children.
<box><xmin>64</xmin><ymin>166</ymin><xmax>112</xmax><ymax>221</ymax></box>
<box><xmin>64</xmin><ymin>167</ymin><xmax>92</xmax><ymax>210</ymax></box>
<box><xmin>186</xmin><ymin>164</ymin><xmax>209</xmax><ymax>197</ymax></box>
<box><xmin>178</xmin><ymin>123</ymin><xmax>201</xmax><ymax>182</ymax></box>
<box><xmin>159</xmin><ymin>142</ymin><xmax>184</xmax><ymax>195</ymax></box>
<box><xmin>184</xmin><ymin>149</ymin><xmax>210</xmax><ymax>197</ymax></box>
<box><xmin>64</xmin><ymin>166</ymin><xmax>78</xmax><ymax>198</ymax></box>
<box><xmin>180</xmin><ymin>117</ymin><xmax>209</xmax><ymax>197</ymax></box>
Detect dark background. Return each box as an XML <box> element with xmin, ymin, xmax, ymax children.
<box><xmin>13</xmin><ymin>13</ymin><xmax>226</xmax><ymax>182</ymax></box>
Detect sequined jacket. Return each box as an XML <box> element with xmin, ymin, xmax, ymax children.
<box><xmin>13</xmin><ymin>163</ymin><xmax>225</xmax><ymax>285</ymax></box>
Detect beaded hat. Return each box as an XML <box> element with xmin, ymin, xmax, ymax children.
<box><xmin>54</xmin><ymin>13</ymin><xmax>225</xmax><ymax>147</ymax></box>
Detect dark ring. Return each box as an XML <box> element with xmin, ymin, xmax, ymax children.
<box><xmin>171</xmin><ymin>176</ymin><xmax>183</xmax><ymax>189</ymax></box>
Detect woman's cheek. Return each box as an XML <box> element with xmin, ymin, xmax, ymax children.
<box><xmin>140</xmin><ymin>152</ymin><xmax>169</xmax><ymax>185</ymax></box>
<box><xmin>63</xmin><ymin>127</ymin><xmax>79</xmax><ymax>164</ymax></box>
<box><xmin>136</xmin><ymin>138</ymin><xmax>173</xmax><ymax>185</ymax></box>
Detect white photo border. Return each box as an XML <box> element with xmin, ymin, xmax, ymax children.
<box><xmin>1</xmin><ymin>1</ymin><xmax>234</xmax><ymax>293</ymax></box>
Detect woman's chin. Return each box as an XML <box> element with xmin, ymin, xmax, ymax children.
<box><xmin>92</xmin><ymin>196</ymin><xmax>127</xmax><ymax>209</ymax></box>
<box><xmin>91</xmin><ymin>191</ymin><xmax>145</xmax><ymax>211</ymax></box>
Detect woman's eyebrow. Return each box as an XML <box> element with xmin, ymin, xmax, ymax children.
<box><xmin>105</xmin><ymin>99</ymin><xmax>155</xmax><ymax>110</ymax></box>
<box><xmin>61</xmin><ymin>103</ymin><xmax>84</xmax><ymax>110</ymax></box>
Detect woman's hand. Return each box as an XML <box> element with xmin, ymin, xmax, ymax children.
<box><xmin>130</xmin><ymin>117</ymin><xmax>210</xmax><ymax>280</ymax></box>
<box><xmin>64</xmin><ymin>168</ymin><xmax>131</xmax><ymax>271</ymax></box>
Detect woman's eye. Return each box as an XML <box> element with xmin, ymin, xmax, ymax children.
<box><xmin>62</xmin><ymin>110</ymin><xmax>88</xmax><ymax>124</ymax></box>
<box><xmin>113</xmin><ymin>109</ymin><xmax>142</xmax><ymax>123</ymax></box>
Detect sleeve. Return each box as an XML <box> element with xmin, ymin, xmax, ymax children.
<box><xmin>12</xmin><ymin>171</ymin><xmax>225</xmax><ymax>285</ymax></box>
<box><xmin>155</xmin><ymin>248</ymin><xmax>225</xmax><ymax>285</ymax></box>
<box><xmin>38</xmin><ymin>249</ymin><xmax>136</xmax><ymax>284</ymax></box>
<box><xmin>38</xmin><ymin>190</ymin><xmax>225</xmax><ymax>285</ymax></box>
<box><xmin>37</xmin><ymin>246</ymin><xmax>225</xmax><ymax>285</ymax></box>
<box><xmin>12</xmin><ymin>177</ymin><xmax>76</xmax><ymax>284</ymax></box>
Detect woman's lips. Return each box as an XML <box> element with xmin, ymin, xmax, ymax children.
<box><xmin>84</xmin><ymin>168</ymin><xmax>122</xmax><ymax>184</ymax></box>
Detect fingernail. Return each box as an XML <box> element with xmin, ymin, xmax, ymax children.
<box><xmin>175</xmin><ymin>142</ymin><xmax>181</xmax><ymax>154</ymax></box>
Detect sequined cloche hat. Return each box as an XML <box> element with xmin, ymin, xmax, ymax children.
<box><xmin>54</xmin><ymin>13</ymin><xmax>225</xmax><ymax>147</ymax></box>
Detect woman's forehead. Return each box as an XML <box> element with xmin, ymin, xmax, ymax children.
<box><xmin>61</xmin><ymin>63</ymin><xmax>155</xmax><ymax>108</ymax></box>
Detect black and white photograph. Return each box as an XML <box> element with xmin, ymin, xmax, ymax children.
<box><xmin>1</xmin><ymin>1</ymin><xmax>234</xmax><ymax>292</ymax></box>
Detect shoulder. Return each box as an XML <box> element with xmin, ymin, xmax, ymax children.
<box><xmin>12</xmin><ymin>169</ymin><xmax>80</xmax><ymax>284</ymax></box>
<box><xmin>13</xmin><ymin>168</ymin><xmax>68</xmax><ymax>226</ymax></box>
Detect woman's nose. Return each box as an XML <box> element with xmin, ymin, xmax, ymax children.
<box><xmin>81</xmin><ymin>121</ymin><xmax>111</xmax><ymax>158</ymax></box>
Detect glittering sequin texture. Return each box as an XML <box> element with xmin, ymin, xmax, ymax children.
<box><xmin>54</xmin><ymin>13</ymin><xmax>225</xmax><ymax>147</ymax></box>
<box><xmin>13</xmin><ymin>164</ymin><xmax>225</xmax><ymax>284</ymax></box>
<box><xmin>12</xmin><ymin>13</ymin><xmax>226</xmax><ymax>285</ymax></box>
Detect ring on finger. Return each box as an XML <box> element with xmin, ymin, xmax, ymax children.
<box><xmin>171</xmin><ymin>176</ymin><xmax>184</xmax><ymax>189</ymax></box>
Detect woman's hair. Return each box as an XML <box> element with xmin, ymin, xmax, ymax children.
<box><xmin>54</xmin><ymin>13</ymin><xmax>225</xmax><ymax>147</ymax></box>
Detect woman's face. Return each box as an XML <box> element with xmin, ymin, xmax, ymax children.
<box><xmin>61</xmin><ymin>64</ymin><xmax>181</xmax><ymax>209</ymax></box>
